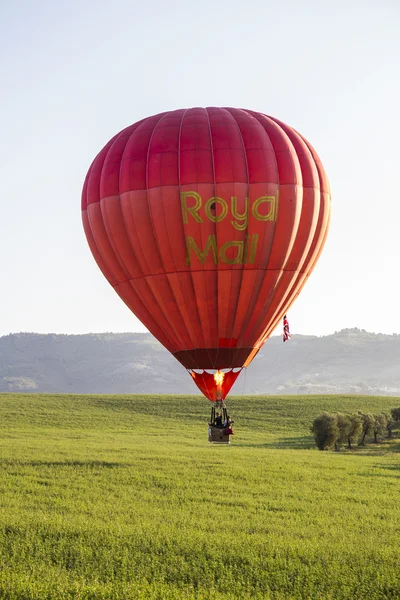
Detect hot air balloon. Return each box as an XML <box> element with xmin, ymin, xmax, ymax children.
<box><xmin>82</xmin><ymin>107</ymin><xmax>331</xmax><ymax>442</ymax></box>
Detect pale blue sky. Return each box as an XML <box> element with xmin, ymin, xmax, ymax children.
<box><xmin>1</xmin><ymin>0</ymin><xmax>399</xmax><ymax>337</ymax></box>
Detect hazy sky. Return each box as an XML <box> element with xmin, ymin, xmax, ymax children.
<box><xmin>1</xmin><ymin>0</ymin><xmax>399</xmax><ymax>338</ymax></box>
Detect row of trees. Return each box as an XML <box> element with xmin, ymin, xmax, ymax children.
<box><xmin>311</xmin><ymin>408</ymin><xmax>400</xmax><ymax>451</ymax></box>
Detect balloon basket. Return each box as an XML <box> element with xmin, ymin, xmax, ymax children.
<box><xmin>208</xmin><ymin>401</ymin><xmax>233</xmax><ymax>444</ymax></box>
<box><xmin>208</xmin><ymin>425</ymin><xmax>231</xmax><ymax>444</ymax></box>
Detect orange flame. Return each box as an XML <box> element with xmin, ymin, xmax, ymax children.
<box><xmin>213</xmin><ymin>370</ymin><xmax>225</xmax><ymax>387</ymax></box>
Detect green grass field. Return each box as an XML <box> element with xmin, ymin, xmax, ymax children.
<box><xmin>0</xmin><ymin>393</ymin><xmax>399</xmax><ymax>599</ymax></box>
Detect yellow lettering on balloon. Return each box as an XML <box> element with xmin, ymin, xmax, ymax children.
<box><xmin>185</xmin><ymin>234</ymin><xmax>259</xmax><ymax>265</ymax></box>
<box><xmin>231</xmin><ymin>196</ymin><xmax>249</xmax><ymax>231</ymax></box>
<box><xmin>252</xmin><ymin>195</ymin><xmax>278</xmax><ymax>221</ymax></box>
<box><xmin>185</xmin><ymin>235</ymin><xmax>218</xmax><ymax>266</ymax></box>
<box><xmin>204</xmin><ymin>197</ymin><xmax>228</xmax><ymax>223</ymax></box>
<box><xmin>219</xmin><ymin>240</ymin><xmax>244</xmax><ymax>264</ymax></box>
<box><xmin>248</xmin><ymin>234</ymin><xmax>259</xmax><ymax>264</ymax></box>
<box><xmin>181</xmin><ymin>191</ymin><xmax>203</xmax><ymax>224</ymax></box>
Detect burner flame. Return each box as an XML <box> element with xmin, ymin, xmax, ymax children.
<box><xmin>213</xmin><ymin>370</ymin><xmax>225</xmax><ymax>387</ymax></box>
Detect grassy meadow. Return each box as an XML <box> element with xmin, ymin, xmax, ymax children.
<box><xmin>0</xmin><ymin>392</ymin><xmax>399</xmax><ymax>599</ymax></box>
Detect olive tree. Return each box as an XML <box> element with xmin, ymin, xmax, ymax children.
<box><xmin>372</xmin><ymin>413</ymin><xmax>388</xmax><ymax>443</ymax></box>
<box><xmin>346</xmin><ymin>413</ymin><xmax>363</xmax><ymax>449</ymax></box>
<box><xmin>357</xmin><ymin>411</ymin><xmax>375</xmax><ymax>446</ymax></box>
<box><xmin>311</xmin><ymin>413</ymin><xmax>339</xmax><ymax>450</ymax></box>
<box><xmin>335</xmin><ymin>413</ymin><xmax>351</xmax><ymax>451</ymax></box>
<box><xmin>386</xmin><ymin>413</ymin><xmax>395</xmax><ymax>438</ymax></box>
<box><xmin>390</xmin><ymin>408</ymin><xmax>400</xmax><ymax>436</ymax></box>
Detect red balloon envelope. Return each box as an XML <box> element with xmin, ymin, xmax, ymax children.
<box><xmin>82</xmin><ymin>108</ymin><xmax>331</xmax><ymax>401</ymax></box>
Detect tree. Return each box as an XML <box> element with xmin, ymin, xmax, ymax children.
<box><xmin>390</xmin><ymin>407</ymin><xmax>400</xmax><ymax>424</ymax></box>
<box><xmin>335</xmin><ymin>413</ymin><xmax>351</xmax><ymax>451</ymax></box>
<box><xmin>346</xmin><ymin>413</ymin><xmax>363</xmax><ymax>449</ymax></box>
<box><xmin>386</xmin><ymin>412</ymin><xmax>395</xmax><ymax>439</ymax></box>
<box><xmin>372</xmin><ymin>413</ymin><xmax>388</xmax><ymax>443</ymax></box>
<box><xmin>357</xmin><ymin>411</ymin><xmax>375</xmax><ymax>446</ymax></box>
<box><xmin>311</xmin><ymin>413</ymin><xmax>339</xmax><ymax>450</ymax></box>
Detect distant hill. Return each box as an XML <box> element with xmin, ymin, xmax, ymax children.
<box><xmin>1</xmin><ymin>329</ymin><xmax>400</xmax><ymax>396</ymax></box>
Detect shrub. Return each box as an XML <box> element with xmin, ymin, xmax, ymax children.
<box><xmin>311</xmin><ymin>413</ymin><xmax>339</xmax><ymax>450</ymax></box>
